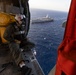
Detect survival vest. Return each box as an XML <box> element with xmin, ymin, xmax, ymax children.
<box><xmin>0</xmin><ymin>12</ymin><xmax>16</xmax><ymax>43</ymax></box>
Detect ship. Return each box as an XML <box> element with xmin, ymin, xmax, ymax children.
<box><xmin>31</xmin><ymin>15</ymin><xmax>54</xmax><ymax>24</ymax></box>
<box><xmin>62</xmin><ymin>20</ymin><xmax>66</xmax><ymax>28</ymax></box>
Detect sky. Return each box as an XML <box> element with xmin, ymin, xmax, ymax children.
<box><xmin>29</xmin><ymin>0</ymin><xmax>71</xmax><ymax>12</ymax></box>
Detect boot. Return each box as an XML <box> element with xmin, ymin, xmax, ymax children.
<box><xmin>21</xmin><ymin>66</ymin><xmax>32</xmax><ymax>75</ymax></box>
<box><xmin>20</xmin><ymin>39</ymin><xmax>35</xmax><ymax>51</ymax></box>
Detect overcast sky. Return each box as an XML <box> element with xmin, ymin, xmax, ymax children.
<box><xmin>29</xmin><ymin>0</ymin><xmax>71</xmax><ymax>12</ymax></box>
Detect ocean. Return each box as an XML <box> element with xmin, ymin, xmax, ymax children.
<box><xmin>28</xmin><ymin>9</ymin><xmax>68</xmax><ymax>75</ymax></box>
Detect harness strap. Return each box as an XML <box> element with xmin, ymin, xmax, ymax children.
<box><xmin>14</xmin><ymin>31</ymin><xmax>25</xmax><ymax>35</ymax></box>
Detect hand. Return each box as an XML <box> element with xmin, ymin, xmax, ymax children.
<box><xmin>15</xmin><ymin>40</ymin><xmax>21</xmax><ymax>44</ymax></box>
<box><xmin>21</xmin><ymin>66</ymin><xmax>32</xmax><ymax>75</ymax></box>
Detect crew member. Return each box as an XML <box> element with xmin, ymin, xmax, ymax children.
<box><xmin>3</xmin><ymin>14</ymin><xmax>35</xmax><ymax>75</ymax></box>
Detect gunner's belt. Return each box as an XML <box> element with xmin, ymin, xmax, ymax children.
<box><xmin>14</xmin><ymin>31</ymin><xmax>25</xmax><ymax>35</ymax></box>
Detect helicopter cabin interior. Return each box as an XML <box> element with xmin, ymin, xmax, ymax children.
<box><xmin>0</xmin><ymin>0</ymin><xmax>24</xmax><ymax>14</ymax></box>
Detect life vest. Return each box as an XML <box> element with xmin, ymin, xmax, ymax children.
<box><xmin>0</xmin><ymin>12</ymin><xmax>16</xmax><ymax>43</ymax></box>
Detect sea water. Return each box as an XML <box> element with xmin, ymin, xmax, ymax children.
<box><xmin>28</xmin><ymin>9</ymin><xmax>68</xmax><ymax>75</ymax></box>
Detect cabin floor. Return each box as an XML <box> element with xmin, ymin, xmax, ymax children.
<box><xmin>0</xmin><ymin>47</ymin><xmax>22</xmax><ymax>75</ymax></box>
<box><xmin>48</xmin><ymin>65</ymin><xmax>56</xmax><ymax>75</ymax></box>
<box><xmin>0</xmin><ymin>46</ymin><xmax>44</xmax><ymax>75</ymax></box>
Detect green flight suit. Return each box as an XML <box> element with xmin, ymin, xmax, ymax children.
<box><xmin>0</xmin><ymin>22</ymin><xmax>35</xmax><ymax>75</ymax></box>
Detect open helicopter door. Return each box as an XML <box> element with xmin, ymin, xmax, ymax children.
<box><xmin>0</xmin><ymin>0</ymin><xmax>45</xmax><ymax>75</ymax></box>
<box><xmin>55</xmin><ymin>0</ymin><xmax>76</xmax><ymax>75</ymax></box>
